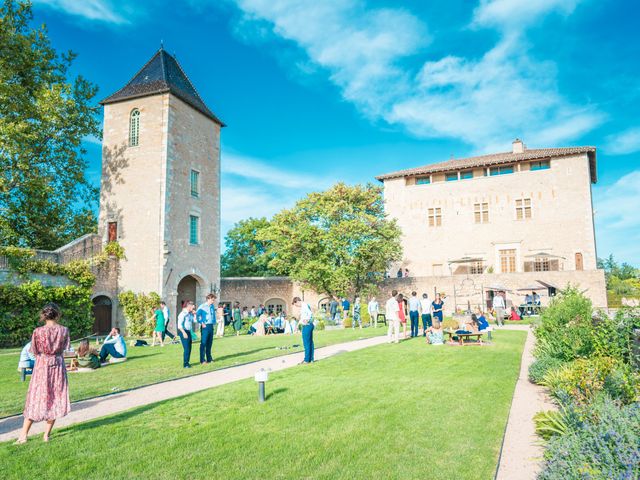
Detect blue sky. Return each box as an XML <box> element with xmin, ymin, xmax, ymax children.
<box><xmin>31</xmin><ymin>0</ymin><xmax>639</xmax><ymax>264</ymax></box>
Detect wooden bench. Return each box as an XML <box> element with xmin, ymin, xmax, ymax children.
<box><xmin>444</xmin><ymin>330</ymin><xmax>485</xmax><ymax>346</ymax></box>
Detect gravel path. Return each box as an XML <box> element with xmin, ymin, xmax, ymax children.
<box><xmin>495</xmin><ymin>325</ymin><xmax>555</xmax><ymax>480</ymax></box>
<box><xmin>0</xmin><ymin>334</ymin><xmax>389</xmax><ymax>442</ymax></box>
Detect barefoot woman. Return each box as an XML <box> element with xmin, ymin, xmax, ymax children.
<box><xmin>17</xmin><ymin>303</ymin><xmax>71</xmax><ymax>443</ymax></box>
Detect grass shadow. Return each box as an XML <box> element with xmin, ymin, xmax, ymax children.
<box><xmin>265</xmin><ymin>387</ymin><xmax>288</xmax><ymax>400</ymax></box>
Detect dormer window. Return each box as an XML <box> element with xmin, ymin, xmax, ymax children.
<box><xmin>129</xmin><ymin>109</ymin><xmax>140</xmax><ymax>146</ymax></box>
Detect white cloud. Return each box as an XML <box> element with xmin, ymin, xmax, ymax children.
<box><xmin>228</xmin><ymin>0</ymin><xmax>602</xmax><ymax>150</ymax></box>
<box><xmin>604</xmin><ymin>127</ymin><xmax>640</xmax><ymax>155</ymax></box>
<box><xmin>222</xmin><ymin>152</ymin><xmax>327</xmax><ymax>189</ymax></box>
<box><xmin>594</xmin><ymin>170</ymin><xmax>640</xmax><ymax>264</ymax></box>
<box><xmin>472</xmin><ymin>0</ymin><xmax>580</xmax><ymax>30</ymax></box>
<box><xmin>220</xmin><ymin>151</ymin><xmax>334</xmax><ymax>240</ymax></box>
<box><xmin>32</xmin><ymin>0</ymin><xmax>128</xmax><ymax>24</ymax></box>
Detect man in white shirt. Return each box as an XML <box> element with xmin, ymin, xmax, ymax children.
<box><xmin>367</xmin><ymin>297</ymin><xmax>379</xmax><ymax>328</ymax></box>
<box><xmin>293</xmin><ymin>296</ymin><xmax>314</xmax><ymax>363</ymax></box>
<box><xmin>419</xmin><ymin>293</ymin><xmax>432</xmax><ymax>337</ymax></box>
<box><xmin>408</xmin><ymin>291</ymin><xmax>421</xmax><ymax>338</ymax></box>
<box><xmin>493</xmin><ymin>291</ymin><xmax>506</xmax><ymax>327</ymax></box>
<box><xmin>385</xmin><ymin>289</ymin><xmax>400</xmax><ymax>343</ymax></box>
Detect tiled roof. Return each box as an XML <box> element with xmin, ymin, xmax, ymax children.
<box><xmin>376</xmin><ymin>146</ymin><xmax>597</xmax><ymax>183</ymax></box>
<box><xmin>100</xmin><ymin>49</ymin><xmax>225</xmax><ymax>126</ymax></box>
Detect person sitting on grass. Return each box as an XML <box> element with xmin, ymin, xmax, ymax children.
<box><xmin>70</xmin><ymin>339</ymin><xmax>100</xmax><ymax>370</ymax></box>
<box><xmin>248</xmin><ymin>314</ymin><xmax>267</xmax><ymax>336</ymax></box>
<box><xmin>425</xmin><ymin>322</ymin><xmax>444</xmax><ymax>345</ymax></box>
<box><xmin>99</xmin><ymin>328</ymin><xmax>127</xmax><ymax>363</ymax></box>
<box><xmin>474</xmin><ymin>311</ymin><xmax>490</xmax><ymax>331</ymax></box>
<box><xmin>18</xmin><ymin>341</ymin><xmax>36</xmax><ymax>371</ymax></box>
<box><xmin>509</xmin><ymin>306</ymin><xmax>521</xmax><ymax>321</ymax></box>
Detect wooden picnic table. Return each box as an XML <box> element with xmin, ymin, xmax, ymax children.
<box><xmin>444</xmin><ymin>329</ymin><xmax>484</xmax><ymax>346</ymax></box>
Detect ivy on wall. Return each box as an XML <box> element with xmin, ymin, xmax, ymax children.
<box><xmin>118</xmin><ymin>290</ymin><xmax>161</xmax><ymax>337</ymax></box>
<box><xmin>0</xmin><ymin>243</ymin><xmax>124</xmax><ymax>347</ymax></box>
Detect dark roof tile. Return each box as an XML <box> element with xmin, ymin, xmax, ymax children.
<box><xmin>100</xmin><ymin>49</ymin><xmax>225</xmax><ymax>126</ymax></box>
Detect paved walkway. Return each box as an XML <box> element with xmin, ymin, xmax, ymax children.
<box><xmin>496</xmin><ymin>325</ymin><xmax>556</xmax><ymax>480</ymax></box>
<box><xmin>0</xmin><ymin>334</ymin><xmax>389</xmax><ymax>442</ymax></box>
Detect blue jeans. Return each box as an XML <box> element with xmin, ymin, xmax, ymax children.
<box><xmin>421</xmin><ymin>313</ymin><xmax>432</xmax><ymax>335</ymax></box>
<box><xmin>99</xmin><ymin>343</ymin><xmax>124</xmax><ymax>362</ymax></box>
<box><xmin>410</xmin><ymin>310</ymin><xmax>420</xmax><ymax>337</ymax></box>
<box><xmin>200</xmin><ymin>324</ymin><xmax>214</xmax><ymax>363</ymax></box>
<box><xmin>302</xmin><ymin>323</ymin><xmax>314</xmax><ymax>362</ymax></box>
<box><xmin>179</xmin><ymin>331</ymin><xmax>192</xmax><ymax>367</ymax></box>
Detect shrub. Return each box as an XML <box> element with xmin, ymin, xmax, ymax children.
<box><xmin>533</xmin><ymin>287</ymin><xmax>594</xmax><ymax>362</ymax></box>
<box><xmin>118</xmin><ymin>290</ymin><xmax>161</xmax><ymax>337</ymax></box>
<box><xmin>542</xmin><ymin>357</ymin><xmax>639</xmax><ymax>405</ymax></box>
<box><xmin>534</xmin><ymin>409</ymin><xmax>570</xmax><ymax>441</ymax></box>
<box><xmin>343</xmin><ymin>317</ymin><xmax>353</xmax><ymax>328</ymax></box>
<box><xmin>529</xmin><ymin>355</ymin><xmax>566</xmax><ymax>384</ymax></box>
<box><xmin>316</xmin><ymin>320</ymin><xmax>326</xmax><ymax>331</ymax></box>
<box><xmin>538</xmin><ymin>398</ymin><xmax>640</xmax><ymax>480</ymax></box>
<box><xmin>592</xmin><ymin>307</ymin><xmax>640</xmax><ymax>365</ymax></box>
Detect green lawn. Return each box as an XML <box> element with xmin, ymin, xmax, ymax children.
<box><xmin>0</xmin><ymin>327</ymin><xmax>384</xmax><ymax>418</ymax></box>
<box><xmin>0</xmin><ymin>330</ymin><xmax>526</xmax><ymax>480</ymax></box>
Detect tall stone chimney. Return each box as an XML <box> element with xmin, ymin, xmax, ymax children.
<box><xmin>512</xmin><ymin>138</ymin><xmax>525</xmax><ymax>153</ymax></box>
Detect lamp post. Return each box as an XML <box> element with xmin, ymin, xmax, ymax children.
<box><xmin>254</xmin><ymin>369</ymin><xmax>269</xmax><ymax>402</ymax></box>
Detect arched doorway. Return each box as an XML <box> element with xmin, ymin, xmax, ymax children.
<box><xmin>265</xmin><ymin>297</ymin><xmax>286</xmax><ymax>315</ymax></box>
<box><xmin>177</xmin><ymin>275</ymin><xmax>199</xmax><ymax>314</ymax></box>
<box><xmin>92</xmin><ymin>296</ymin><xmax>112</xmax><ymax>335</ymax></box>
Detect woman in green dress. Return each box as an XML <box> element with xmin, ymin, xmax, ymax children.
<box><xmin>232</xmin><ymin>302</ymin><xmax>243</xmax><ymax>335</ymax></box>
<box><xmin>152</xmin><ymin>305</ymin><xmax>165</xmax><ymax>346</ymax></box>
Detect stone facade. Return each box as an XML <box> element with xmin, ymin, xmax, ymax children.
<box><xmin>381</xmin><ymin>150</ymin><xmax>598</xmax><ymax>276</ymax></box>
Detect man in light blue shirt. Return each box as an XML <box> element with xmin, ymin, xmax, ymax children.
<box><xmin>178</xmin><ymin>301</ymin><xmax>196</xmax><ymax>368</ymax></box>
<box><xmin>99</xmin><ymin>328</ymin><xmax>127</xmax><ymax>362</ymax></box>
<box><xmin>196</xmin><ymin>293</ymin><xmax>217</xmax><ymax>364</ymax></box>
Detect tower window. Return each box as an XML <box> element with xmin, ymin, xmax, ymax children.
<box><xmin>189</xmin><ymin>215</ymin><xmax>200</xmax><ymax>245</ymax></box>
<box><xmin>129</xmin><ymin>109</ymin><xmax>140</xmax><ymax>147</ymax></box>
<box><xmin>190</xmin><ymin>170</ymin><xmax>200</xmax><ymax>198</ymax></box>
<box><xmin>474</xmin><ymin>203</ymin><xmax>489</xmax><ymax>224</ymax></box>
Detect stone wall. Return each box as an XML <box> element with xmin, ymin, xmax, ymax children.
<box><xmin>220</xmin><ymin>269</ymin><xmax>607</xmax><ymax>316</ymax></box>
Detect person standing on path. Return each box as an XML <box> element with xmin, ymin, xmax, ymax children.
<box><xmin>177</xmin><ymin>301</ymin><xmax>195</xmax><ymax>368</ymax></box>
<box><xmin>420</xmin><ymin>293</ymin><xmax>432</xmax><ymax>336</ymax></box>
<box><xmin>293</xmin><ymin>297</ymin><xmax>314</xmax><ymax>363</ymax></box>
<box><xmin>17</xmin><ymin>303</ymin><xmax>70</xmax><ymax>444</ymax></box>
<box><xmin>385</xmin><ymin>290</ymin><xmax>400</xmax><ymax>343</ymax></box>
<box><xmin>493</xmin><ymin>291</ymin><xmax>506</xmax><ymax>327</ymax></box>
<box><xmin>408</xmin><ymin>291</ymin><xmax>421</xmax><ymax>338</ymax></box>
<box><xmin>367</xmin><ymin>296</ymin><xmax>379</xmax><ymax>327</ymax></box>
<box><xmin>197</xmin><ymin>293</ymin><xmax>217</xmax><ymax>364</ymax></box>
<box><xmin>431</xmin><ymin>293</ymin><xmax>444</xmax><ymax>326</ymax></box>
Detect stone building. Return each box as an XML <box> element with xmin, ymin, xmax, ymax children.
<box><xmin>221</xmin><ymin>140</ymin><xmax>608</xmax><ymax>314</ymax></box>
<box><xmin>374</xmin><ymin>139</ymin><xmax>607</xmax><ymax>310</ymax></box>
<box><xmin>96</xmin><ymin>48</ymin><xmax>224</xmax><ymax>329</ymax></box>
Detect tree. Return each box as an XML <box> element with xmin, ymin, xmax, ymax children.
<box><xmin>0</xmin><ymin>1</ymin><xmax>100</xmax><ymax>250</ymax></box>
<box><xmin>221</xmin><ymin>217</ymin><xmax>277</xmax><ymax>277</ymax></box>
<box><xmin>258</xmin><ymin>182</ymin><xmax>402</xmax><ymax>299</ymax></box>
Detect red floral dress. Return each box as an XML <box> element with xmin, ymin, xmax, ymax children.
<box><xmin>23</xmin><ymin>324</ymin><xmax>71</xmax><ymax>421</ymax></box>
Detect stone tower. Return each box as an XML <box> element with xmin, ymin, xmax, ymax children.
<box><xmin>98</xmin><ymin>48</ymin><xmax>224</xmax><ymax>328</ymax></box>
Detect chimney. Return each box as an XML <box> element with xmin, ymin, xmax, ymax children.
<box><xmin>512</xmin><ymin>138</ymin><xmax>525</xmax><ymax>153</ymax></box>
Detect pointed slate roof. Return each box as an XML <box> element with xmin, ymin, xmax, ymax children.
<box><xmin>101</xmin><ymin>49</ymin><xmax>225</xmax><ymax>126</ymax></box>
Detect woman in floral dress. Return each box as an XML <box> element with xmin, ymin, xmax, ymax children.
<box><xmin>16</xmin><ymin>303</ymin><xmax>71</xmax><ymax>444</ymax></box>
